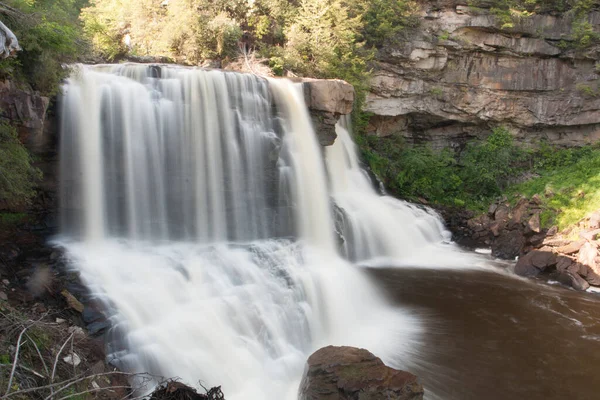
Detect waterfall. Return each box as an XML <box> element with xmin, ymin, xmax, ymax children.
<box><xmin>57</xmin><ymin>64</ymin><xmax>466</xmax><ymax>399</ymax></box>
<box><xmin>325</xmin><ymin>117</ymin><xmax>466</xmax><ymax>266</ymax></box>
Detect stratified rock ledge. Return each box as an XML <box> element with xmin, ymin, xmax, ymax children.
<box><xmin>299</xmin><ymin>346</ymin><xmax>424</xmax><ymax>400</ymax></box>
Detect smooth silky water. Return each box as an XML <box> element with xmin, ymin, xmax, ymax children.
<box><xmin>56</xmin><ymin>64</ymin><xmax>600</xmax><ymax>400</ymax></box>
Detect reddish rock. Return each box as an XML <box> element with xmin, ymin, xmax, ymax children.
<box><xmin>515</xmin><ymin>249</ymin><xmax>557</xmax><ymax>277</ymax></box>
<box><xmin>529</xmin><ymin>232</ymin><xmax>546</xmax><ymax>246</ymax></box>
<box><xmin>589</xmin><ymin>212</ymin><xmax>600</xmax><ymax>229</ymax></box>
<box><xmin>578</xmin><ymin>242</ymin><xmax>598</xmax><ymax>271</ymax></box>
<box><xmin>556</xmin><ymin>271</ymin><xmax>590</xmax><ymax>291</ymax></box>
<box><xmin>299</xmin><ymin>346</ymin><xmax>424</xmax><ymax>400</ymax></box>
<box><xmin>494</xmin><ymin>204</ymin><xmax>510</xmax><ymax>226</ymax></box>
<box><xmin>542</xmin><ymin>237</ymin><xmax>570</xmax><ymax>247</ymax></box>
<box><xmin>578</xmin><ymin>242</ymin><xmax>600</xmax><ymax>285</ymax></box>
<box><xmin>555</xmin><ymin>240</ymin><xmax>585</xmax><ymax>255</ymax></box>
<box><xmin>510</xmin><ymin>198</ymin><xmax>529</xmax><ymax>228</ymax></box>
<box><xmin>556</xmin><ymin>256</ymin><xmax>573</xmax><ymax>272</ymax></box>
<box><xmin>546</xmin><ymin>226</ymin><xmax>558</xmax><ymax>237</ymax></box>
<box><xmin>527</xmin><ymin>213</ymin><xmax>541</xmax><ymax>234</ymax></box>
<box><xmin>489</xmin><ymin>222</ymin><xmax>501</xmax><ymax>237</ymax></box>
<box><xmin>579</xmin><ymin>229</ymin><xmax>600</xmax><ymax>241</ymax></box>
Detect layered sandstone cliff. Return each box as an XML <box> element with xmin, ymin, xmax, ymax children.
<box><xmin>366</xmin><ymin>1</ymin><xmax>600</xmax><ymax>149</ymax></box>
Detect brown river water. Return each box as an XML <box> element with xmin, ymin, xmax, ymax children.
<box><xmin>367</xmin><ymin>266</ymin><xmax>600</xmax><ymax>400</ymax></box>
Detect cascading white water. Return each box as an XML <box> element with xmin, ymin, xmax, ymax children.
<box><xmin>326</xmin><ymin>117</ymin><xmax>477</xmax><ymax>267</ymax></box>
<box><xmin>57</xmin><ymin>64</ymin><xmax>469</xmax><ymax>399</ymax></box>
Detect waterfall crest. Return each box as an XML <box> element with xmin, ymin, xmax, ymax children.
<box><xmin>57</xmin><ymin>64</ymin><xmax>467</xmax><ymax>399</ymax></box>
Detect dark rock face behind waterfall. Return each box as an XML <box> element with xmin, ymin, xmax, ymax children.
<box><xmin>299</xmin><ymin>346</ymin><xmax>424</xmax><ymax>400</ymax></box>
<box><xmin>365</xmin><ymin>2</ymin><xmax>600</xmax><ymax>149</ymax></box>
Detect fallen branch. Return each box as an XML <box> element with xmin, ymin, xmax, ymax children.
<box><xmin>50</xmin><ymin>332</ymin><xmax>75</xmax><ymax>388</ymax></box>
<box><xmin>3</xmin><ymin>371</ymin><xmax>155</xmax><ymax>398</ymax></box>
<box><xmin>5</xmin><ymin>325</ymin><xmax>29</xmax><ymax>395</ymax></box>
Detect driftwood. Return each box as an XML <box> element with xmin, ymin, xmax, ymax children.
<box><xmin>149</xmin><ymin>381</ymin><xmax>225</xmax><ymax>400</ymax></box>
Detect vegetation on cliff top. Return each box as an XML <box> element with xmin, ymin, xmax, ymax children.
<box><xmin>469</xmin><ymin>0</ymin><xmax>600</xmax><ymax>47</ymax></box>
<box><xmin>0</xmin><ymin>0</ymin><xmax>88</xmax><ymax>95</ymax></box>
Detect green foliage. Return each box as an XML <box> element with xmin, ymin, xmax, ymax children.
<box><xmin>0</xmin><ymin>0</ymin><xmax>87</xmax><ymax>94</ymax></box>
<box><xmin>468</xmin><ymin>0</ymin><xmax>600</xmax><ymax>48</ymax></box>
<box><xmin>576</xmin><ymin>83</ymin><xmax>598</xmax><ymax>96</ymax></box>
<box><xmin>357</xmin><ymin>127</ymin><xmax>525</xmax><ymax>210</ymax></box>
<box><xmin>509</xmin><ymin>144</ymin><xmax>600</xmax><ymax>229</ymax></box>
<box><xmin>572</xmin><ymin>19</ymin><xmax>600</xmax><ymax>48</ymax></box>
<box><xmin>459</xmin><ymin>127</ymin><xmax>530</xmax><ymax>200</ymax></box>
<box><xmin>348</xmin><ymin>0</ymin><xmax>419</xmax><ymax>48</ymax></box>
<box><xmin>358</xmin><ymin>123</ymin><xmax>600</xmax><ymax>230</ymax></box>
<box><xmin>358</xmin><ymin>135</ymin><xmax>464</xmax><ymax>206</ymax></box>
<box><xmin>438</xmin><ymin>30</ymin><xmax>450</xmax><ymax>41</ymax></box>
<box><xmin>429</xmin><ymin>87</ymin><xmax>443</xmax><ymax>97</ymax></box>
<box><xmin>0</xmin><ymin>122</ymin><xmax>41</xmax><ymax>206</ymax></box>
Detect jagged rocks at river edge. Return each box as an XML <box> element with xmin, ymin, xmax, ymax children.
<box><xmin>299</xmin><ymin>346</ymin><xmax>424</xmax><ymax>400</ymax></box>
<box><xmin>464</xmin><ymin>195</ymin><xmax>600</xmax><ymax>290</ymax></box>
<box><xmin>365</xmin><ymin>1</ymin><xmax>600</xmax><ymax>149</ymax></box>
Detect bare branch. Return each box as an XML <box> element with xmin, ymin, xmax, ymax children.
<box><xmin>50</xmin><ymin>332</ymin><xmax>75</xmax><ymax>388</ymax></box>
<box><xmin>25</xmin><ymin>333</ymin><xmax>50</xmax><ymax>376</ymax></box>
<box><xmin>5</xmin><ymin>325</ymin><xmax>29</xmax><ymax>395</ymax></box>
<box><xmin>56</xmin><ymin>385</ymin><xmax>131</xmax><ymax>400</ymax></box>
<box><xmin>3</xmin><ymin>371</ymin><xmax>155</xmax><ymax>399</ymax></box>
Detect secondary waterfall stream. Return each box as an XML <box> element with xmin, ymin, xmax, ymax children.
<box><xmin>57</xmin><ymin>64</ymin><xmax>477</xmax><ymax>399</ymax></box>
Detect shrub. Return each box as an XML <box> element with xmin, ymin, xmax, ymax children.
<box><xmin>0</xmin><ymin>122</ymin><xmax>41</xmax><ymax>206</ymax></box>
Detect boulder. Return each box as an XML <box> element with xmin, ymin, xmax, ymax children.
<box><xmin>526</xmin><ymin>213</ymin><xmax>541</xmax><ymax>234</ymax></box>
<box><xmin>555</xmin><ymin>240</ymin><xmax>585</xmax><ymax>255</ymax></box>
<box><xmin>302</xmin><ymin>79</ymin><xmax>355</xmax><ymax>115</ymax></box>
<box><xmin>492</xmin><ymin>230</ymin><xmax>525</xmax><ymax>259</ymax></box>
<box><xmin>556</xmin><ymin>271</ymin><xmax>590</xmax><ymax>291</ymax></box>
<box><xmin>515</xmin><ymin>249</ymin><xmax>557</xmax><ymax>277</ymax></box>
<box><xmin>299</xmin><ymin>79</ymin><xmax>354</xmax><ymax>145</ymax></box>
<box><xmin>299</xmin><ymin>346</ymin><xmax>424</xmax><ymax>400</ymax></box>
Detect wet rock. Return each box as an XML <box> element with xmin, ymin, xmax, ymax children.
<box><xmin>299</xmin><ymin>346</ymin><xmax>424</xmax><ymax>400</ymax></box>
<box><xmin>515</xmin><ymin>249</ymin><xmax>557</xmax><ymax>277</ymax></box>
<box><xmin>492</xmin><ymin>230</ymin><xmax>525</xmax><ymax>259</ymax></box>
<box><xmin>556</xmin><ymin>271</ymin><xmax>590</xmax><ymax>291</ymax></box>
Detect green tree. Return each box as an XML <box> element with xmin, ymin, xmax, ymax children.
<box><xmin>0</xmin><ymin>0</ymin><xmax>87</xmax><ymax>94</ymax></box>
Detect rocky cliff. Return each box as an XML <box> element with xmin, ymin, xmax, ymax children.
<box><xmin>366</xmin><ymin>1</ymin><xmax>600</xmax><ymax>149</ymax></box>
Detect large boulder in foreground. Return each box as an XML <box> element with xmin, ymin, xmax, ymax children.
<box><xmin>299</xmin><ymin>346</ymin><xmax>424</xmax><ymax>400</ymax></box>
